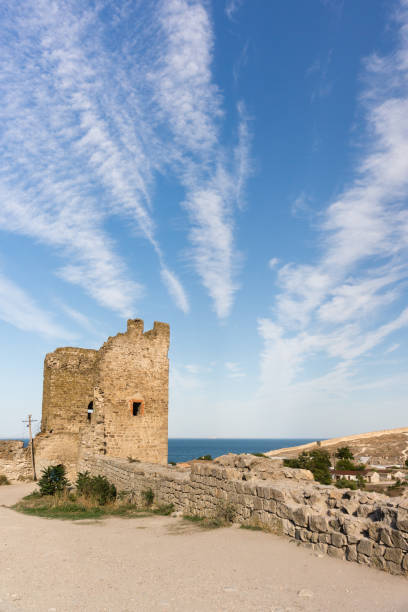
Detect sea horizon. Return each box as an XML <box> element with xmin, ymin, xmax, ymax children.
<box><xmin>3</xmin><ymin>436</ymin><xmax>319</xmax><ymax>464</ymax></box>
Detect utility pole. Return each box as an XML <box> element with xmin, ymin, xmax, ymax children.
<box><xmin>23</xmin><ymin>415</ymin><xmax>37</xmax><ymax>481</ymax></box>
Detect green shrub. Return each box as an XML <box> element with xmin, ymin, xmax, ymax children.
<box><xmin>196</xmin><ymin>454</ymin><xmax>212</xmax><ymax>461</ymax></box>
<box><xmin>335</xmin><ymin>478</ymin><xmax>358</xmax><ymax>490</ymax></box>
<box><xmin>251</xmin><ymin>452</ymin><xmax>268</xmax><ymax>458</ymax></box>
<box><xmin>141</xmin><ymin>487</ymin><xmax>154</xmax><ymax>507</ymax></box>
<box><xmin>217</xmin><ymin>501</ymin><xmax>236</xmax><ymax>523</ymax></box>
<box><xmin>38</xmin><ymin>465</ymin><xmax>69</xmax><ymax>496</ymax></box>
<box><xmin>335</xmin><ymin>446</ymin><xmax>354</xmax><ymax>460</ymax></box>
<box><xmin>0</xmin><ymin>474</ymin><xmax>10</xmax><ymax>486</ymax></box>
<box><xmin>335</xmin><ymin>458</ymin><xmax>365</xmax><ymax>471</ymax></box>
<box><xmin>169</xmin><ymin>461</ymin><xmax>177</xmax><ymax>466</ymax></box>
<box><xmin>284</xmin><ymin>449</ymin><xmax>332</xmax><ymax>485</ymax></box>
<box><xmin>76</xmin><ymin>472</ymin><xmax>116</xmax><ymax>505</ymax></box>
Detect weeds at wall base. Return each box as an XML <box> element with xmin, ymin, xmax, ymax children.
<box><xmin>13</xmin><ymin>491</ymin><xmax>174</xmax><ymax>521</ymax></box>
<box><xmin>182</xmin><ymin>514</ymin><xmax>227</xmax><ymax>529</ymax></box>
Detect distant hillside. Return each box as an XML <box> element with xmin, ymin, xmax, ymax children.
<box><xmin>266</xmin><ymin>427</ymin><xmax>408</xmax><ymax>465</ymax></box>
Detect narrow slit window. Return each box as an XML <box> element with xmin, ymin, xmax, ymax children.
<box><xmin>87</xmin><ymin>401</ymin><xmax>94</xmax><ymax>421</ymax></box>
<box><xmin>132</xmin><ymin>402</ymin><xmax>141</xmax><ymax>416</ymax></box>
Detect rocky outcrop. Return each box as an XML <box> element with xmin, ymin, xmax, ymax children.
<box><xmin>214</xmin><ymin>453</ymin><xmax>314</xmax><ymax>482</ymax></box>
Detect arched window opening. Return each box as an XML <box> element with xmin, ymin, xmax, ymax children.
<box><xmin>132</xmin><ymin>402</ymin><xmax>141</xmax><ymax>416</ymax></box>
<box><xmin>87</xmin><ymin>401</ymin><xmax>94</xmax><ymax>421</ymax></box>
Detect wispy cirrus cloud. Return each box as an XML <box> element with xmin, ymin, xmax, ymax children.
<box><xmin>0</xmin><ymin>271</ymin><xmax>74</xmax><ymax>339</ymax></box>
<box><xmin>225</xmin><ymin>361</ymin><xmax>245</xmax><ymax>378</ymax></box>
<box><xmin>0</xmin><ymin>0</ymin><xmax>250</xmax><ymax>326</ymax></box>
<box><xmin>258</xmin><ymin>0</ymin><xmax>408</xmax><ymax>433</ymax></box>
<box><xmin>151</xmin><ymin>0</ymin><xmax>249</xmax><ymax>317</ymax></box>
<box><xmin>225</xmin><ymin>0</ymin><xmax>244</xmax><ymax>22</ymax></box>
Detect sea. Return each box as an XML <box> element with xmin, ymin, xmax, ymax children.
<box><xmin>8</xmin><ymin>438</ymin><xmax>316</xmax><ymax>463</ymax></box>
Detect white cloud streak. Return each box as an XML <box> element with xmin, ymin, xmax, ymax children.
<box><xmin>225</xmin><ymin>0</ymin><xmax>244</xmax><ymax>21</ymax></box>
<box><xmin>0</xmin><ymin>0</ymin><xmax>249</xmax><ymax>325</ymax></box>
<box><xmin>225</xmin><ymin>361</ymin><xmax>245</xmax><ymax>378</ymax></box>
<box><xmin>151</xmin><ymin>0</ymin><xmax>248</xmax><ymax>317</ymax></box>
<box><xmin>258</xmin><ymin>0</ymin><xmax>408</xmax><ymax>431</ymax></box>
<box><xmin>0</xmin><ymin>271</ymin><xmax>74</xmax><ymax>339</ymax></box>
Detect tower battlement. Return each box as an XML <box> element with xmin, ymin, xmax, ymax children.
<box><xmin>40</xmin><ymin>319</ymin><xmax>170</xmax><ymax>468</ymax></box>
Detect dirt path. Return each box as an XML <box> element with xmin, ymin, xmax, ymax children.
<box><xmin>1</xmin><ymin>484</ymin><xmax>408</xmax><ymax>612</ymax></box>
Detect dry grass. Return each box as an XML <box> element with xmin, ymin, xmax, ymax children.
<box><xmin>13</xmin><ymin>490</ymin><xmax>174</xmax><ymax>521</ymax></box>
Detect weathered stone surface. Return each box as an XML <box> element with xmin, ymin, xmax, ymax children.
<box><xmin>327</xmin><ymin>546</ymin><xmax>345</xmax><ymax>559</ymax></box>
<box><xmin>396</xmin><ymin>514</ymin><xmax>408</xmax><ymax>533</ymax></box>
<box><xmin>357</xmin><ymin>538</ymin><xmax>373</xmax><ymax>556</ymax></box>
<box><xmin>3</xmin><ymin>319</ymin><xmax>170</xmax><ymax>480</ymax></box>
<box><xmin>309</xmin><ymin>514</ymin><xmax>328</xmax><ymax>532</ymax></box>
<box><xmin>292</xmin><ymin>506</ymin><xmax>310</xmax><ymax>527</ymax></box>
<box><xmin>346</xmin><ymin>545</ymin><xmax>357</xmax><ymax>562</ymax></box>
<box><xmin>384</xmin><ymin>547</ymin><xmax>403</xmax><ymax>564</ymax></box>
<box><xmin>331</xmin><ymin>533</ymin><xmax>347</xmax><ymax>548</ymax></box>
<box><xmin>0</xmin><ymin>440</ymin><xmax>32</xmax><ymax>481</ymax></box>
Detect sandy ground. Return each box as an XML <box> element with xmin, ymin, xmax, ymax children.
<box><xmin>1</xmin><ymin>484</ymin><xmax>408</xmax><ymax>612</ymax></box>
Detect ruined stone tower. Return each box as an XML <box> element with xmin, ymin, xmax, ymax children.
<box><xmin>37</xmin><ymin>319</ymin><xmax>169</xmax><ymax>472</ymax></box>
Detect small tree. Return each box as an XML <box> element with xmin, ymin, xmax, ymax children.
<box><xmin>38</xmin><ymin>464</ymin><xmax>69</xmax><ymax>496</ymax></box>
<box><xmin>284</xmin><ymin>449</ymin><xmax>332</xmax><ymax>485</ymax></box>
<box><xmin>335</xmin><ymin>458</ymin><xmax>365</xmax><ymax>471</ymax></box>
<box><xmin>335</xmin><ymin>446</ymin><xmax>354</xmax><ymax>460</ymax></box>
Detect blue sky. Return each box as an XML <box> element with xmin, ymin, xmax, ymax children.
<box><xmin>1</xmin><ymin>0</ymin><xmax>408</xmax><ymax>439</ymax></box>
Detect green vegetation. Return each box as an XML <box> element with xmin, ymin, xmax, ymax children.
<box><xmin>0</xmin><ymin>474</ymin><xmax>10</xmax><ymax>486</ymax></box>
<box><xmin>196</xmin><ymin>454</ymin><xmax>212</xmax><ymax>461</ymax></box>
<box><xmin>335</xmin><ymin>458</ymin><xmax>365</xmax><ymax>471</ymax></box>
<box><xmin>14</xmin><ymin>492</ymin><xmax>174</xmax><ymax>521</ymax></box>
<box><xmin>335</xmin><ymin>477</ymin><xmax>358</xmax><ymax>490</ymax></box>
<box><xmin>251</xmin><ymin>452</ymin><xmax>268</xmax><ymax>458</ymax></box>
<box><xmin>284</xmin><ymin>449</ymin><xmax>332</xmax><ymax>485</ymax></box>
<box><xmin>405</xmin><ymin>459</ymin><xmax>408</xmax><ymax>468</ymax></box>
<box><xmin>183</xmin><ymin>501</ymin><xmax>237</xmax><ymax>529</ymax></box>
<box><xmin>334</xmin><ymin>446</ymin><xmax>365</xmax><ymax>471</ymax></box>
<box><xmin>183</xmin><ymin>514</ymin><xmax>225</xmax><ymax>529</ymax></box>
<box><xmin>14</xmin><ymin>464</ymin><xmax>173</xmax><ymax>521</ymax></box>
<box><xmin>335</xmin><ymin>446</ymin><xmax>354</xmax><ymax>460</ymax></box>
<box><xmin>388</xmin><ymin>478</ymin><xmax>405</xmax><ymax>490</ymax></box>
<box><xmin>76</xmin><ymin>472</ymin><xmax>116</xmax><ymax>505</ymax></box>
<box><xmin>240</xmin><ymin>523</ymin><xmax>265</xmax><ymax>531</ymax></box>
<box><xmin>38</xmin><ymin>464</ymin><xmax>69</xmax><ymax>496</ymax></box>
<box><xmin>169</xmin><ymin>461</ymin><xmax>177</xmax><ymax>466</ymax></box>
<box><xmin>141</xmin><ymin>487</ymin><xmax>154</xmax><ymax>507</ymax></box>
<box><xmin>127</xmin><ymin>457</ymin><xmax>140</xmax><ymax>463</ymax></box>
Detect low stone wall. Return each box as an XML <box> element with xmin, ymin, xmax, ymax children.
<box><xmin>80</xmin><ymin>454</ymin><xmax>408</xmax><ymax>577</ymax></box>
<box><xmin>0</xmin><ymin>441</ymin><xmax>32</xmax><ymax>480</ymax></box>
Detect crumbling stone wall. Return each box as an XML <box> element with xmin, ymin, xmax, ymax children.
<box><xmin>3</xmin><ymin>319</ymin><xmax>170</xmax><ymax>480</ymax></box>
<box><xmin>79</xmin><ymin>454</ymin><xmax>408</xmax><ymax>577</ymax></box>
<box><xmin>36</xmin><ymin>347</ymin><xmax>98</xmax><ymax>479</ymax></box>
<box><xmin>0</xmin><ymin>441</ymin><xmax>31</xmax><ymax>480</ymax></box>
<box><xmin>82</xmin><ymin>320</ymin><xmax>169</xmax><ymax>464</ymax></box>
<box><xmin>41</xmin><ymin>347</ymin><xmax>97</xmax><ymax>434</ymax></box>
